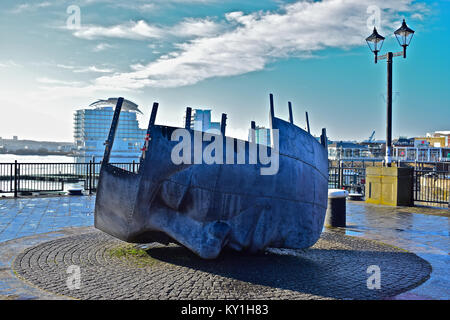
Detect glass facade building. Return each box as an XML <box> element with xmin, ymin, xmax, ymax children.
<box><xmin>184</xmin><ymin>109</ymin><xmax>221</xmax><ymax>133</ymax></box>
<box><xmin>74</xmin><ymin>106</ymin><xmax>146</xmax><ymax>162</ymax></box>
<box><xmin>248</xmin><ymin>126</ymin><xmax>271</xmax><ymax>146</ymax></box>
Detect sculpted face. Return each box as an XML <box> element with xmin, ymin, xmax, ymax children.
<box><xmin>95</xmin><ymin>98</ymin><xmax>328</xmax><ymax>259</ymax></box>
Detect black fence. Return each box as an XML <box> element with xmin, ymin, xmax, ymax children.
<box><xmin>1</xmin><ymin>161</ymin><xmax>449</xmax><ymax>206</ymax></box>
<box><xmin>329</xmin><ymin>160</ymin><xmax>449</xmax><ymax>207</ymax></box>
<box><xmin>0</xmin><ymin>161</ymin><xmax>139</xmax><ymax>197</ymax></box>
<box><xmin>328</xmin><ymin>161</ymin><xmax>370</xmax><ymax>196</ymax></box>
<box><xmin>413</xmin><ymin>164</ymin><xmax>449</xmax><ymax>205</ymax></box>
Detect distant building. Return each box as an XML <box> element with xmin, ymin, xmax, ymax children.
<box><xmin>394</xmin><ymin>135</ymin><xmax>449</xmax><ymax>162</ymax></box>
<box><xmin>0</xmin><ymin>136</ymin><xmax>74</xmax><ymax>154</ymax></box>
<box><xmin>184</xmin><ymin>109</ymin><xmax>221</xmax><ymax>133</ymax></box>
<box><xmin>426</xmin><ymin>131</ymin><xmax>450</xmax><ymax>147</ymax></box>
<box><xmin>393</xmin><ymin>137</ymin><xmax>414</xmax><ymax>147</ymax></box>
<box><xmin>328</xmin><ymin>134</ymin><xmax>450</xmax><ymax>163</ymax></box>
<box><xmin>328</xmin><ymin>141</ymin><xmax>386</xmax><ymax>161</ymax></box>
<box><xmin>394</xmin><ymin>146</ymin><xmax>450</xmax><ymax>162</ymax></box>
<box><xmin>414</xmin><ymin>136</ymin><xmax>447</xmax><ymax>148</ymax></box>
<box><xmin>248</xmin><ymin>126</ymin><xmax>271</xmax><ymax>146</ymax></box>
<box><xmin>329</xmin><ymin>141</ymin><xmax>368</xmax><ymax>161</ymax></box>
<box><xmin>74</xmin><ymin>100</ymin><xmax>146</xmax><ymax>161</ymax></box>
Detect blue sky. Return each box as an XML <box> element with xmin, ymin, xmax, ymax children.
<box><xmin>0</xmin><ymin>0</ymin><xmax>449</xmax><ymax>142</ymax></box>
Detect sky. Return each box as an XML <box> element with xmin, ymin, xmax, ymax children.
<box><xmin>0</xmin><ymin>0</ymin><xmax>449</xmax><ymax>143</ymax></box>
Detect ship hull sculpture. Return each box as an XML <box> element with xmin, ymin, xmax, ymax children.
<box><xmin>95</xmin><ymin>96</ymin><xmax>328</xmax><ymax>259</ymax></box>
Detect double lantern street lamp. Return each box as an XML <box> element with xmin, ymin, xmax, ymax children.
<box><xmin>366</xmin><ymin>19</ymin><xmax>415</xmax><ymax>167</ymax></box>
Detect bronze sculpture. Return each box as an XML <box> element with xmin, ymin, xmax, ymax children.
<box><xmin>95</xmin><ymin>95</ymin><xmax>328</xmax><ymax>259</ymax></box>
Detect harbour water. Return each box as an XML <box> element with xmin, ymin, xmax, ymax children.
<box><xmin>0</xmin><ymin>154</ymin><xmax>73</xmax><ymax>163</ymax></box>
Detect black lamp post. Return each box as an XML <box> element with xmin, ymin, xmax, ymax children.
<box><xmin>366</xmin><ymin>19</ymin><xmax>415</xmax><ymax>167</ymax></box>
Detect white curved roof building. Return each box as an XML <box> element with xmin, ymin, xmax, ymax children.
<box><xmin>74</xmin><ymin>98</ymin><xmax>145</xmax><ymax>162</ymax></box>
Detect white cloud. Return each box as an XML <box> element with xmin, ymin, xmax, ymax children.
<box><xmin>71</xmin><ymin>18</ymin><xmax>223</xmax><ymax>40</ymax></box>
<box><xmin>10</xmin><ymin>2</ymin><xmax>51</xmax><ymax>13</ymax></box>
<box><xmin>73</xmin><ymin>20</ymin><xmax>164</xmax><ymax>40</ymax></box>
<box><xmin>93</xmin><ymin>43</ymin><xmax>114</xmax><ymax>52</ymax></box>
<box><xmin>169</xmin><ymin>18</ymin><xmax>225</xmax><ymax>37</ymax></box>
<box><xmin>0</xmin><ymin>60</ymin><xmax>21</xmax><ymax>68</ymax></box>
<box><xmin>91</xmin><ymin>0</ymin><xmax>426</xmax><ymax>90</ymax></box>
<box><xmin>73</xmin><ymin>66</ymin><xmax>114</xmax><ymax>73</ymax></box>
<box><xmin>410</xmin><ymin>13</ymin><xmax>424</xmax><ymax>21</ymax></box>
<box><xmin>43</xmin><ymin>0</ymin><xmax>426</xmax><ymax>97</ymax></box>
<box><xmin>36</xmin><ymin>77</ymin><xmax>83</xmax><ymax>86</ymax></box>
<box><xmin>71</xmin><ymin>0</ymin><xmax>217</xmax><ymax>12</ymax></box>
<box><xmin>140</xmin><ymin>4</ymin><xmax>156</xmax><ymax>11</ymax></box>
<box><xmin>56</xmin><ymin>64</ymin><xmax>76</xmax><ymax>70</ymax></box>
<box><xmin>56</xmin><ymin>64</ymin><xmax>114</xmax><ymax>73</ymax></box>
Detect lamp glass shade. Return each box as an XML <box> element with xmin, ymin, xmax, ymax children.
<box><xmin>394</xmin><ymin>19</ymin><xmax>415</xmax><ymax>47</ymax></box>
<box><xmin>366</xmin><ymin>27</ymin><xmax>385</xmax><ymax>53</ymax></box>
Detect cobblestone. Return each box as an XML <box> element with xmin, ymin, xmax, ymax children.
<box><xmin>12</xmin><ymin>230</ymin><xmax>431</xmax><ymax>300</ymax></box>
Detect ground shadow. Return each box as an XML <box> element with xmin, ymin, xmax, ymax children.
<box><xmin>145</xmin><ymin>243</ymin><xmax>431</xmax><ymax>300</ymax></box>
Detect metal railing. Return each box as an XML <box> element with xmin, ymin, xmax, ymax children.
<box><xmin>0</xmin><ymin>161</ymin><xmax>140</xmax><ymax>197</ymax></box>
<box><xmin>2</xmin><ymin>160</ymin><xmax>448</xmax><ymax>207</ymax></box>
<box><xmin>328</xmin><ymin>160</ymin><xmax>450</xmax><ymax>206</ymax></box>
<box><xmin>413</xmin><ymin>163</ymin><xmax>450</xmax><ymax>205</ymax></box>
<box><xmin>328</xmin><ymin>160</ymin><xmax>370</xmax><ymax>196</ymax></box>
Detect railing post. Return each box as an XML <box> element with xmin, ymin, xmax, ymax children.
<box><xmin>90</xmin><ymin>160</ymin><xmax>94</xmax><ymax>194</ymax></box>
<box><xmin>89</xmin><ymin>160</ymin><xmax>92</xmax><ymax>195</ymax></box>
<box><xmin>337</xmin><ymin>160</ymin><xmax>340</xmax><ymax>189</ymax></box>
<box><xmin>9</xmin><ymin>163</ymin><xmax>13</xmax><ymax>193</ymax></box>
<box><xmin>14</xmin><ymin>160</ymin><xmax>18</xmax><ymax>198</ymax></box>
<box><xmin>92</xmin><ymin>157</ymin><xmax>96</xmax><ymax>193</ymax></box>
<box><xmin>86</xmin><ymin>162</ymin><xmax>89</xmax><ymax>194</ymax></box>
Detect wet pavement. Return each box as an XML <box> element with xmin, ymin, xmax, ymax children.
<box><xmin>341</xmin><ymin>201</ymin><xmax>449</xmax><ymax>300</ymax></box>
<box><xmin>0</xmin><ymin>196</ymin><xmax>94</xmax><ymax>242</ymax></box>
<box><xmin>0</xmin><ymin>196</ymin><xmax>448</xmax><ymax>300</ymax></box>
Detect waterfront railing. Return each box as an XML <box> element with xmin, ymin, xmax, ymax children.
<box><xmin>328</xmin><ymin>160</ymin><xmax>449</xmax><ymax>207</ymax></box>
<box><xmin>1</xmin><ymin>161</ymin><xmax>448</xmax><ymax>207</ymax></box>
<box><xmin>0</xmin><ymin>161</ymin><xmax>139</xmax><ymax>197</ymax></box>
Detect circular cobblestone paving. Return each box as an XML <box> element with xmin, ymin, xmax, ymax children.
<box><xmin>13</xmin><ymin>230</ymin><xmax>431</xmax><ymax>300</ymax></box>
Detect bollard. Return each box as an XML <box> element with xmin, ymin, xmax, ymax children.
<box><xmin>325</xmin><ymin>189</ymin><xmax>348</xmax><ymax>228</ymax></box>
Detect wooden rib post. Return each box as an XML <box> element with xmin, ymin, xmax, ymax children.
<box><xmin>221</xmin><ymin>113</ymin><xmax>227</xmax><ymax>135</ymax></box>
<box><xmin>185</xmin><ymin>107</ymin><xmax>192</xmax><ymax>129</ymax></box>
<box><xmin>288</xmin><ymin>102</ymin><xmax>294</xmax><ymax>124</ymax></box>
<box><xmin>103</xmin><ymin>97</ymin><xmax>124</xmax><ymax>164</ymax></box>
